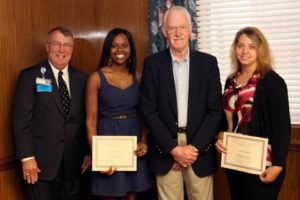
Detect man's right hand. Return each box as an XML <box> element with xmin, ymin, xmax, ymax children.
<box><xmin>170</xmin><ymin>145</ymin><xmax>198</xmax><ymax>167</ymax></box>
<box><xmin>22</xmin><ymin>158</ymin><xmax>41</xmax><ymax>184</ymax></box>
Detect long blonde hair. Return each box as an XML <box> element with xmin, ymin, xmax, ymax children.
<box><xmin>229</xmin><ymin>26</ymin><xmax>273</xmax><ymax>78</ymax></box>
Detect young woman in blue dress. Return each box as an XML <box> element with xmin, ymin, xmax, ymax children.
<box><xmin>86</xmin><ymin>28</ymin><xmax>154</xmax><ymax>200</ymax></box>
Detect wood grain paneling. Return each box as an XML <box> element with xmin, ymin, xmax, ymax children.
<box><xmin>0</xmin><ymin>166</ymin><xmax>25</xmax><ymax>200</ymax></box>
<box><xmin>0</xmin><ymin>0</ymin><xmax>18</xmax><ymax>167</ymax></box>
<box><xmin>279</xmin><ymin>126</ymin><xmax>300</xmax><ymax>200</ymax></box>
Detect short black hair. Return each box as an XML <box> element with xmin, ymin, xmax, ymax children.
<box><xmin>99</xmin><ymin>28</ymin><xmax>136</xmax><ymax>74</ymax></box>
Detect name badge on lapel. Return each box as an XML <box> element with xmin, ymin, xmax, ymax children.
<box><xmin>35</xmin><ymin>67</ymin><xmax>52</xmax><ymax>92</ymax></box>
<box><xmin>36</xmin><ymin>78</ymin><xmax>52</xmax><ymax>92</ymax></box>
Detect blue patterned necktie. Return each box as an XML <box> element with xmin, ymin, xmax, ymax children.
<box><xmin>58</xmin><ymin>71</ymin><xmax>71</xmax><ymax>117</ymax></box>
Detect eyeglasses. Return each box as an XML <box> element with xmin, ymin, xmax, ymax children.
<box><xmin>166</xmin><ymin>24</ymin><xmax>190</xmax><ymax>34</ymax></box>
<box><xmin>48</xmin><ymin>41</ymin><xmax>74</xmax><ymax>50</ymax></box>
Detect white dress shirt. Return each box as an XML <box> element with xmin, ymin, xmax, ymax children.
<box><xmin>171</xmin><ymin>50</ymin><xmax>190</xmax><ymax>127</ymax></box>
<box><xmin>49</xmin><ymin>61</ymin><xmax>71</xmax><ymax>97</ymax></box>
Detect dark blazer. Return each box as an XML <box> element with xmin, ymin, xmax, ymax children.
<box><xmin>223</xmin><ymin>70</ymin><xmax>291</xmax><ymax>167</ymax></box>
<box><xmin>141</xmin><ymin>49</ymin><xmax>223</xmax><ymax>177</ymax></box>
<box><xmin>13</xmin><ymin>60</ymin><xmax>88</xmax><ymax>181</ymax></box>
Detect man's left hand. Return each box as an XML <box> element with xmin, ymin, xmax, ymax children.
<box><xmin>81</xmin><ymin>155</ymin><xmax>91</xmax><ymax>174</ymax></box>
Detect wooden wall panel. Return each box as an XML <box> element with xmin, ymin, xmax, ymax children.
<box><xmin>0</xmin><ymin>0</ymin><xmax>148</xmax><ymax>199</ymax></box>
<box><xmin>0</xmin><ymin>0</ymin><xmax>18</xmax><ymax>167</ymax></box>
<box><xmin>0</xmin><ymin>166</ymin><xmax>25</xmax><ymax>199</ymax></box>
<box><xmin>279</xmin><ymin>126</ymin><xmax>300</xmax><ymax>200</ymax></box>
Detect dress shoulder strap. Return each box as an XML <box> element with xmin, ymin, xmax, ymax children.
<box><xmin>97</xmin><ymin>69</ymin><xmax>109</xmax><ymax>85</ymax></box>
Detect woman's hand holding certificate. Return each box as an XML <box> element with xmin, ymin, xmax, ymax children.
<box><xmin>218</xmin><ymin>132</ymin><xmax>268</xmax><ymax>175</ymax></box>
<box><xmin>92</xmin><ymin>136</ymin><xmax>137</xmax><ymax>172</ymax></box>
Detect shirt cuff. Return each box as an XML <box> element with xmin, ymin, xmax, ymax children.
<box><xmin>21</xmin><ymin>156</ymin><xmax>35</xmax><ymax>162</ymax></box>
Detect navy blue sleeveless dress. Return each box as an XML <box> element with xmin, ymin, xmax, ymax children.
<box><xmin>90</xmin><ymin>70</ymin><xmax>154</xmax><ymax>197</ymax></box>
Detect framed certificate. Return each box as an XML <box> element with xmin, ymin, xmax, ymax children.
<box><xmin>92</xmin><ymin>135</ymin><xmax>137</xmax><ymax>171</ymax></box>
<box><xmin>221</xmin><ymin>132</ymin><xmax>268</xmax><ymax>175</ymax></box>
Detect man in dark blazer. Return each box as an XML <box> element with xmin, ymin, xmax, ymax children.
<box><xmin>141</xmin><ymin>6</ymin><xmax>223</xmax><ymax>200</ymax></box>
<box><xmin>13</xmin><ymin>27</ymin><xmax>91</xmax><ymax>200</ymax></box>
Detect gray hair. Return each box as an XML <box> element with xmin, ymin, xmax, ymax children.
<box><xmin>47</xmin><ymin>26</ymin><xmax>74</xmax><ymax>39</ymax></box>
<box><xmin>163</xmin><ymin>6</ymin><xmax>192</xmax><ymax>26</ymax></box>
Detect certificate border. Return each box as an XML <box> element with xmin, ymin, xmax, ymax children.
<box><xmin>92</xmin><ymin>136</ymin><xmax>137</xmax><ymax>171</ymax></box>
<box><xmin>221</xmin><ymin>132</ymin><xmax>268</xmax><ymax>175</ymax></box>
